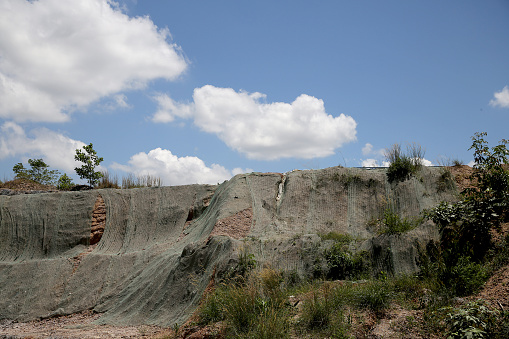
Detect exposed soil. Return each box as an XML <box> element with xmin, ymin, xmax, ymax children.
<box><xmin>209</xmin><ymin>208</ymin><xmax>253</xmax><ymax>240</ymax></box>
<box><xmin>0</xmin><ymin>311</ymin><xmax>173</xmax><ymax>339</ymax></box>
<box><xmin>447</xmin><ymin>165</ymin><xmax>475</xmax><ymax>192</ymax></box>
<box><xmin>0</xmin><ymin>178</ymin><xmax>58</xmax><ymax>195</ymax></box>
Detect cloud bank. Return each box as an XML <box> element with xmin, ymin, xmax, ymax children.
<box><xmin>490</xmin><ymin>86</ymin><xmax>509</xmax><ymax>108</ymax></box>
<box><xmin>152</xmin><ymin>85</ymin><xmax>357</xmax><ymax>160</ymax></box>
<box><xmin>0</xmin><ymin>0</ymin><xmax>187</xmax><ymax>122</ymax></box>
<box><xmin>0</xmin><ymin>122</ymin><xmax>85</xmax><ymax>172</ymax></box>
<box><xmin>112</xmin><ymin>148</ymin><xmax>250</xmax><ymax>186</ymax></box>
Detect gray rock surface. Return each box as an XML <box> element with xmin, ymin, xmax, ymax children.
<box><xmin>0</xmin><ymin>166</ymin><xmax>457</xmax><ymax>326</ymax></box>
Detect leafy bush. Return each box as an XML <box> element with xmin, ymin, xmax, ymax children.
<box><xmin>426</xmin><ymin>133</ymin><xmax>509</xmax><ymax>267</ymax></box>
<box><xmin>324</xmin><ymin>243</ymin><xmax>370</xmax><ymax>280</ymax></box>
<box><xmin>444</xmin><ymin>301</ymin><xmax>498</xmax><ymax>339</ymax></box>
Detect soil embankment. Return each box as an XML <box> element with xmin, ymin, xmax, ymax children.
<box><xmin>0</xmin><ymin>167</ymin><xmax>457</xmax><ymax>328</ymax></box>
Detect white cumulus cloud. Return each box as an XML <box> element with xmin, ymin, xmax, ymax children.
<box><xmin>152</xmin><ymin>85</ymin><xmax>357</xmax><ymax>160</ymax></box>
<box><xmin>0</xmin><ymin>122</ymin><xmax>85</xmax><ymax>172</ymax></box>
<box><xmin>111</xmin><ymin>148</ymin><xmax>249</xmax><ymax>186</ymax></box>
<box><xmin>0</xmin><ymin>0</ymin><xmax>187</xmax><ymax>122</ymax></box>
<box><xmin>362</xmin><ymin>142</ymin><xmax>385</xmax><ymax>157</ymax></box>
<box><xmin>489</xmin><ymin>86</ymin><xmax>509</xmax><ymax>108</ymax></box>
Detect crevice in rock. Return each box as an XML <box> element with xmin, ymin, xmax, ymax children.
<box><xmin>276</xmin><ymin>172</ymin><xmax>287</xmax><ymax>210</ymax></box>
<box><xmin>90</xmin><ymin>195</ymin><xmax>106</xmax><ymax>245</ymax></box>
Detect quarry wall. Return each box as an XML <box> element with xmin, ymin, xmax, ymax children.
<box><xmin>0</xmin><ymin>166</ymin><xmax>457</xmax><ymax>326</ymax></box>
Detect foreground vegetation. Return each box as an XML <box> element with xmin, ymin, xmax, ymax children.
<box><xmin>171</xmin><ymin>133</ymin><xmax>509</xmax><ymax>339</ymax></box>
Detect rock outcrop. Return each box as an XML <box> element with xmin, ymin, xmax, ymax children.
<box><xmin>0</xmin><ymin>166</ymin><xmax>458</xmax><ymax>326</ymax></box>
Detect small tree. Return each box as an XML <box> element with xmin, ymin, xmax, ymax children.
<box><xmin>12</xmin><ymin>158</ymin><xmax>60</xmax><ymax>185</ymax></box>
<box><xmin>57</xmin><ymin>173</ymin><xmax>75</xmax><ymax>190</ymax></box>
<box><xmin>74</xmin><ymin>143</ymin><xmax>104</xmax><ymax>187</ymax></box>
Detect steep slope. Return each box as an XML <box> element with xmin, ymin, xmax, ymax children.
<box><xmin>0</xmin><ymin>166</ymin><xmax>457</xmax><ymax>326</ymax></box>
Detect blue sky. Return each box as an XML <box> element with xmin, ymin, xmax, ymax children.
<box><xmin>1</xmin><ymin>0</ymin><xmax>508</xmax><ymax>186</ymax></box>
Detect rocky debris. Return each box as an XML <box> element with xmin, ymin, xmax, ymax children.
<box><xmin>90</xmin><ymin>195</ymin><xmax>106</xmax><ymax>245</ymax></box>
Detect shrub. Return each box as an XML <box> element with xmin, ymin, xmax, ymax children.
<box><xmin>379</xmin><ymin>207</ymin><xmax>419</xmax><ymax>235</ymax></box>
<box><xmin>444</xmin><ymin>300</ymin><xmax>498</xmax><ymax>339</ymax></box>
<box><xmin>325</xmin><ymin>243</ymin><xmax>354</xmax><ymax>280</ymax></box>
<box><xmin>447</xmin><ymin>256</ymin><xmax>490</xmax><ymax>297</ymax></box>
<box><xmin>319</xmin><ymin>231</ymin><xmax>353</xmax><ymax>244</ymax></box>
<box><xmin>57</xmin><ymin>173</ymin><xmax>75</xmax><ymax>190</ymax></box>
<box><xmin>385</xmin><ymin>143</ymin><xmax>425</xmax><ymax>182</ymax></box>
<box><xmin>426</xmin><ymin>133</ymin><xmax>509</xmax><ymax>267</ymax></box>
<box><xmin>198</xmin><ymin>288</ymin><xmax>225</xmax><ymax>325</ymax></box>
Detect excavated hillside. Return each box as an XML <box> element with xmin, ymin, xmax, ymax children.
<box><xmin>0</xmin><ymin>166</ymin><xmax>458</xmax><ymax>327</ymax></box>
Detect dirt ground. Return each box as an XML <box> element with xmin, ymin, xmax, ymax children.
<box><xmin>0</xmin><ymin>311</ymin><xmax>173</xmax><ymax>339</ymax></box>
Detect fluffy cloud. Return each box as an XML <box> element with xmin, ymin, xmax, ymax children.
<box><xmin>0</xmin><ymin>122</ymin><xmax>85</xmax><ymax>172</ymax></box>
<box><xmin>361</xmin><ymin>159</ymin><xmax>385</xmax><ymax>167</ymax></box>
<box><xmin>362</xmin><ymin>143</ymin><xmax>385</xmax><ymax>157</ymax></box>
<box><xmin>111</xmin><ymin>148</ymin><xmax>250</xmax><ymax>186</ymax></box>
<box><xmin>0</xmin><ymin>0</ymin><xmax>187</xmax><ymax>122</ymax></box>
<box><xmin>489</xmin><ymin>86</ymin><xmax>509</xmax><ymax>108</ymax></box>
<box><xmin>419</xmin><ymin>158</ymin><xmax>433</xmax><ymax>167</ymax></box>
<box><xmin>361</xmin><ymin>157</ymin><xmax>432</xmax><ymax>168</ymax></box>
<box><xmin>152</xmin><ymin>94</ymin><xmax>193</xmax><ymax>122</ymax></box>
<box><xmin>152</xmin><ymin>85</ymin><xmax>357</xmax><ymax>160</ymax></box>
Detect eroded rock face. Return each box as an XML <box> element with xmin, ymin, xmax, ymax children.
<box><xmin>90</xmin><ymin>195</ymin><xmax>106</xmax><ymax>245</ymax></box>
<box><xmin>0</xmin><ymin>167</ymin><xmax>459</xmax><ymax>326</ymax></box>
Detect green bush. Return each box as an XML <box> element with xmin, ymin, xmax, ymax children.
<box><xmin>444</xmin><ymin>301</ymin><xmax>499</xmax><ymax>339</ymax></box>
<box><xmin>385</xmin><ymin>143</ymin><xmax>425</xmax><ymax>182</ymax></box>
<box><xmin>57</xmin><ymin>173</ymin><xmax>75</xmax><ymax>190</ymax></box>
<box><xmin>423</xmin><ymin>133</ymin><xmax>509</xmax><ymax>299</ymax></box>
<box><xmin>447</xmin><ymin>256</ymin><xmax>490</xmax><ymax>297</ymax></box>
<box><xmin>379</xmin><ymin>207</ymin><xmax>419</xmax><ymax>235</ymax></box>
<box><xmin>387</xmin><ymin>156</ymin><xmax>415</xmax><ymax>182</ymax></box>
<box><xmin>320</xmin><ymin>232</ymin><xmax>353</xmax><ymax>244</ymax></box>
<box><xmin>325</xmin><ymin>244</ymin><xmax>370</xmax><ymax>280</ymax></box>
